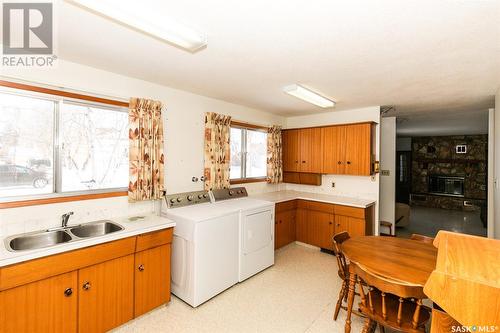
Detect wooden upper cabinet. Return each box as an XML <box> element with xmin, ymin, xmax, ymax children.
<box><xmin>282</xmin><ymin>129</ymin><xmax>300</xmax><ymax>172</ymax></box>
<box><xmin>322</xmin><ymin>126</ymin><xmax>346</xmax><ymax>174</ymax></box>
<box><xmin>299</xmin><ymin>128</ymin><xmax>323</xmax><ymax>173</ymax></box>
<box><xmin>344</xmin><ymin>123</ymin><xmax>373</xmax><ymax>176</ymax></box>
<box><xmin>0</xmin><ymin>271</ymin><xmax>78</xmax><ymax>333</ymax></box>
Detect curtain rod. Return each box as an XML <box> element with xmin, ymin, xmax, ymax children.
<box><xmin>0</xmin><ymin>75</ymin><xmax>129</xmax><ymax>104</ymax></box>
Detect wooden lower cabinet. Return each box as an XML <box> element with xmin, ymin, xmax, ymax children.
<box><xmin>275</xmin><ymin>209</ymin><xmax>296</xmax><ymax>249</ymax></box>
<box><xmin>0</xmin><ymin>271</ymin><xmax>78</xmax><ymax>333</ymax></box>
<box><xmin>274</xmin><ymin>200</ymin><xmax>374</xmax><ymax>251</ymax></box>
<box><xmin>307</xmin><ymin>210</ymin><xmax>334</xmax><ymax>250</ymax></box>
<box><xmin>0</xmin><ymin>228</ymin><xmax>173</xmax><ymax>333</ymax></box>
<box><xmin>134</xmin><ymin>244</ymin><xmax>171</xmax><ymax>317</ymax></box>
<box><xmin>78</xmin><ymin>255</ymin><xmax>135</xmax><ymax>333</ymax></box>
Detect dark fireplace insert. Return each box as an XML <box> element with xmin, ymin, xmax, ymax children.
<box><xmin>428</xmin><ymin>175</ymin><xmax>465</xmax><ymax>197</ymax></box>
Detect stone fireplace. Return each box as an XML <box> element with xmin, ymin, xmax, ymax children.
<box><xmin>410</xmin><ymin>135</ymin><xmax>487</xmax><ymax>211</ymax></box>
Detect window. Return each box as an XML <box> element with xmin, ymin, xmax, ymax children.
<box><xmin>230</xmin><ymin>124</ymin><xmax>267</xmax><ymax>182</ymax></box>
<box><xmin>0</xmin><ymin>90</ymin><xmax>128</xmax><ymax>200</ymax></box>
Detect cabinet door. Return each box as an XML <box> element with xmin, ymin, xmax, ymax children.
<box><xmin>288</xmin><ymin>209</ymin><xmax>296</xmax><ymax>245</ymax></box>
<box><xmin>275</xmin><ymin>211</ymin><xmax>285</xmax><ymax>249</ymax></box>
<box><xmin>0</xmin><ymin>271</ymin><xmax>77</xmax><ymax>333</ymax></box>
<box><xmin>348</xmin><ymin>217</ymin><xmax>367</xmax><ymax>237</ymax></box>
<box><xmin>135</xmin><ymin>245</ymin><xmax>171</xmax><ymax>317</ymax></box>
<box><xmin>78</xmin><ymin>255</ymin><xmax>134</xmax><ymax>333</ymax></box>
<box><xmin>299</xmin><ymin>128</ymin><xmax>323</xmax><ymax>173</ymax></box>
<box><xmin>322</xmin><ymin>126</ymin><xmax>346</xmax><ymax>174</ymax></box>
<box><xmin>344</xmin><ymin>123</ymin><xmax>372</xmax><ymax>176</ymax></box>
<box><xmin>282</xmin><ymin>129</ymin><xmax>300</xmax><ymax>172</ymax></box>
<box><xmin>334</xmin><ymin>215</ymin><xmax>350</xmax><ymax>234</ymax></box>
<box><xmin>307</xmin><ymin>210</ymin><xmax>335</xmax><ymax>249</ymax></box>
<box><xmin>295</xmin><ymin>208</ymin><xmax>309</xmax><ymax>243</ymax></box>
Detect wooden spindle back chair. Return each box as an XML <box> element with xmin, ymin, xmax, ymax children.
<box><xmin>353</xmin><ymin>263</ymin><xmax>431</xmax><ymax>333</ymax></box>
<box><xmin>332</xmin><ymin>232</ymin><xmax>362</xmax><ymax>320</ymax></box>
<box><xmin>410</xmin><ymin>234</ymin><xmax>435</xmax><ymax>244</ymax></box>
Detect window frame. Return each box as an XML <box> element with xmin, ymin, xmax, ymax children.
<box><xmin>229</xmin><ymin>121</ymin><xmax>268</xmax><ymax>185</ymax></box>
<box><xmin>0</xmin><ymin>81</ymin><xmax>129</xmax><ymax>208</ymax></box>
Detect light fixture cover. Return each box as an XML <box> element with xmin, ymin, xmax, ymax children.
<box><xmin>283</xmin><ymin>84</ymin><xmax>335</xmax><ymax>108</ymax></box>
<box><xmin>68</xmin><ymin>0</ymin><xmax>207</xmax><ymax>52</ymax></box>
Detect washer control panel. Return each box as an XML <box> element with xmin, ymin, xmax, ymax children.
<box><xmin>165</xmin><ymin>190</ymin><xmax>210</xmax><ymax>208</ymax></box>
<box><xmin>211</xmin><ymin>187</ymin><xmax>248</xmax><ymax>202</ymax></box>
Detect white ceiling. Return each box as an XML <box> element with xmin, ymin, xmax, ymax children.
<box><xmin>55</xmin><ymin>1</ymin><xmax>500</xmax><ymax>116</ymax></box>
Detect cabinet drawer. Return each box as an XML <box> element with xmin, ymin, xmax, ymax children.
<box><xmin>307</xmin><ymin>201</ymin><xmax>334</xmax><ymax>214</ymax></box>
<box><xmin>334</xmin><ymin>205</ymin><xmax>366</xmax><ymax>219</ymax></box>
<box><xmin>136</xmin><ymin>228</ymin><xmax>173</xmax><ymax>252</ymax></box>
<box><xmin>276</xmin><ymin>200</ymin><xmax>297</xmax><ymax>213</ymax></box>
<box><xmin>0</xmin><ymin>237</ymin><xmax>136</xmax><ymax>291</ymax></box>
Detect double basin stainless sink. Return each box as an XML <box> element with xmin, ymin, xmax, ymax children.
<box><xmin>5</xmin><ymin>220</ymin><xmax>124</xmax><ymax>252</ymax></box>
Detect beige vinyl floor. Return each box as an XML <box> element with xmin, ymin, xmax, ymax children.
<box><xmin>114</xmin><ymin>243</ymin><xmax>366</xmax><ymax>333</ymax></box>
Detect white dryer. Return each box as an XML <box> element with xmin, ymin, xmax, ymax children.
<box><xmin>212</xmin><ymin>188</ymin><xmax>275</xmax><ymax>282</ymax></box>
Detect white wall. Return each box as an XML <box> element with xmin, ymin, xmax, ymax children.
<box><xmin>379</xmin><ymin>117</ymin><xmax>396</xmax><ymax>234</ymax></box>
<box><xmin>494</xmin><ymin>87</ymin><xmax>500</xmax><ymax>239</ymax></box>
<box><xmin>488</xmin><ymin>108</ymin><xmax>495</xmax><ymax>238</ymax></box>
<box><xmin>0</xmin><ymin>60</ymin><xmax>285</xmax><ymax>235</ymax></box>
<box><xmin>284</xmin><ymin>106</ymin><xmax>381</xmax><ymax>235</ymax></box>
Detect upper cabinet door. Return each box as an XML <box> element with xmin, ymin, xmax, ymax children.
<box><xmin>299</xmin><ymin>128</ymin><xmax>323</xmax><ymax>173</ymax></box>
<box><xmin>322</xmin><ymin>126</ymin><xmax>346</xmax><ymax>174</ymax></box>
<box><xmin>344</xmin><ymin>123</ymin><xmax>372</xmax><ymax>176</ymax></box>
<box><xmin>282</xmin><ymin>129</ymin><xmax>300</xmax><ymax>172</ymax></box>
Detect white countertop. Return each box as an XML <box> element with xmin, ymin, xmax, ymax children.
<box><xmin>0</xmin><ymin>214</ymin><xmax>175</xmax><ymax>268</ymax></box>
<box><xmin>251</xmin><ymin>191</ymin><xmax>376</xmax><ymax>208</ymax></box>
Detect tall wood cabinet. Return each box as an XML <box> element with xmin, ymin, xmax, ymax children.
<box><xmin>282</xmin><ymin>122</ymin><xmax>374</xmax><ymax>178</ymax></box>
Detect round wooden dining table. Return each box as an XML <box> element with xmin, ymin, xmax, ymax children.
<box><xmin>341</xmin><ymin>236</ymin><xmax>438</xmax><ymax>333</ymax></box>
<box><xmin>342</xmin><ymin>236</ymin><xmax>438</xmax><ymax>286</ymax></box>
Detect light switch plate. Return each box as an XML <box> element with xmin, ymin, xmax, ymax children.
<box><xmin>381</xmin><ymin>170</ymin><xmax>390</xmax><ymax>176</ymax></box>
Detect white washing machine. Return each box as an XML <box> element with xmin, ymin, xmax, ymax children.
<box><xmin>212</xmin><ymin>188</ymin><xmax>275</xmax><ymax>282</ymax></box>
<box><xmin>161</xmin><ymin>191</ymin><xmax>240</xmax><ymax>307</ymax></box>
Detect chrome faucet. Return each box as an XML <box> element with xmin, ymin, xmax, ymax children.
<box><xmin>61</xmin><ymin>212</ymin><xmax>74</xmax><ymax>228</ymax></box>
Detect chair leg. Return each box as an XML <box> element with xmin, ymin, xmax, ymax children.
<box><xmin>334</xmin><ymin>280</ymin><xmax>347</xmax><ymax>320</ymax></box>
<box><xmin>362</xmin><ymin>318</ymin><xmax>376</xmax><ymax>333</ymax></box>
<box><xmin>344</xmin><ymin>268</ymin><xmax>357</xmax><ymax>333</ymax></box>
<box><xmin>378</xmin><ymin>324</ymin><xmax>385</xmax><ymax>333</ymax></box>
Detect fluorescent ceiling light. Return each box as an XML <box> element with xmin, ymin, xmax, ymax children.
<box><xmin>283</xmin><ymin>84</ymin><xmax>335</xmax><ymax>108</ymax></box>
<box><xmin>67</xmin><ymin>0</ymin><xmax>207</xmax><ymax>52</ymax></box>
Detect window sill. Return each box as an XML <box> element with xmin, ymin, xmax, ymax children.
<box><xmin>230</xmin><ymin>177</ymin><xmax>268</xmax><ymax>185</ymax></box>
<box><xmin>0</xmin><ymin>191</ymin><xmax>128</xmax><ymax>209</ymax></box>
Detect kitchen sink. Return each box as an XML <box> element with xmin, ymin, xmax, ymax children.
<box><xmin>69</xmin><ymin>220</ymin><xmax>123</xmax><ymax>238</ymax></box>
<box><xmin>6</xmin><ymin>230</ymin><xmax>73</xmax><ymax>251</ymax></box>
<box><xmin>4</xmin><ymin>220</ymin><xmax>124</xmax><ymax>252</ymax></box>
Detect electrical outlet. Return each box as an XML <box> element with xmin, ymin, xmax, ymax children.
<box><xmin>381</xmin><ymin>170</ymin><xmax>390</xmax><ymax>176</ymax></box>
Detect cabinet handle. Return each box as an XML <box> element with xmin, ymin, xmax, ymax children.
<box><xmin>338</xmin><ymin>161</ymin><xmax>342</xmax><ymax>165</ymax></box>
<box><xmin>347</xmin><ymin>161</ymin><xmax>351</xmax><ymax>165</ymax></box>
<box><xmin>302</xmin><ymin>161</ymin><xmax>306</xmax><ymax>163</ymax></box>
<box><xmin>138</xmin><ymin>264</ymin><xmax>145</xmax><ymax>272</ymax></box>
<box><xmin>64</xmin><ymin>287</ymin><xmax>73</xmax><ymax>297</ymax></box>
<box><xmin>337</xmin><ymin>223</ymin><xmax>340</xmax><ymax>227</ymax></box>
<box><xmin>329</xmin><ymin>222</ymin><xmax>333</xmax><ymax>225</ymax></box>
<box><xmin>82</xmin><ymin>281</ymin><xmax>91</xmax><ymax>291</ymax></box>
<box><xmin>295</xmin><ymin>160</ymin><xmax>298</xmax><ymax>163</ymax></box>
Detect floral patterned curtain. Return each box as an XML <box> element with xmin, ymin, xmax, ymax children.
<box><xmin>128</xmin><ymin>97</ymin><xmax>165</xmax><ymax>202</ymax></box>
<box><xmin>267</xmin><ymin>125</ymin><xmax>283</xmax><ymax>184</ymax></box>
<box><xmin>204</xmin><ymin>112</ymin><xmax>232</xmax><ymax>191</ymax></box>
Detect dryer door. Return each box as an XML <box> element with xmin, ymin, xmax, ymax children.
<box><xmin>242</xmin><ymin>208</ymin><xmax>273</xmax><ymax>255</ymax></box>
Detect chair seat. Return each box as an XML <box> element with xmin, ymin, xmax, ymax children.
<box><xmin>358</xmin><ymin>289</ymin><xmax>430</xmax><ymax>332</ymax></box>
